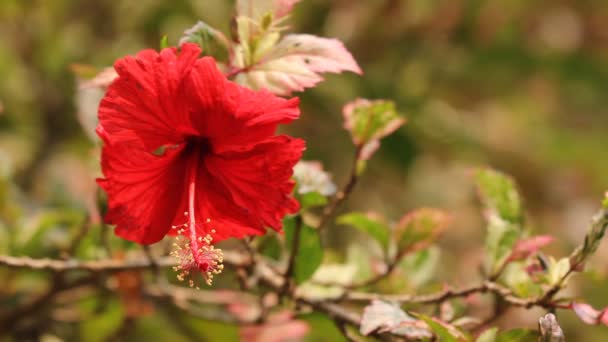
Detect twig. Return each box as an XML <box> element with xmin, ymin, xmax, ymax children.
<box><xmin>343</xmin><ymin>281</ymin><xmax>548</xmax><ymax>309</ymax></box>
<box><xmin>0</xmin><ymin>251</ymin><xmax>248</xmax><ymax>273</ymax></box>
<box><xmin>317</xmin><ymin>146</ymin><xmax>363</xmax><ymax>231</ymax></box>
<box><xmin>281</xmin><ymin>215</ymin><xmax>303</xmax><ymax>295</ymax></box>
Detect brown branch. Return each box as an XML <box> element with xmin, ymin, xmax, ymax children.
<box><xmin>0</xmin><ymin>251</ymin><xmax>248</xmax><ymax>273</ymax></box>
<box><xmin>317</xmin><ymin>146</ymin><xmax>363</xmax><ymax>231</ymax></box>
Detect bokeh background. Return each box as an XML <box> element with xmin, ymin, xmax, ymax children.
<box><xmin>1</xmin><ymin>0</ymin><xmax>608</xmax><ymax>340</ymax></box>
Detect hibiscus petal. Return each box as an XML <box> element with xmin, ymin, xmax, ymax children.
<box><xmin>185</xmin><ymin>59</ymin><xmax>300</xmax><ymax>154</ymax></box>
<box><xmin>202</xmin><ymin>135</ymin><xmax>305</xmax><ymax>240</ymax></box>
<box><xmin>98</xmin><ymin>43</ymin><xmax>202</xmax><ymax>151</ymax></box>
<box><xmin>98</xmin><ymin>129</ymin><xmax>188</xmax><ymax>244</ymax></box>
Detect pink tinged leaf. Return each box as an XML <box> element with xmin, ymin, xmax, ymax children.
<box><xmin>275</xmin><ymin>0</ymin><xmax>302</xmax><ymax>18</ymax></box>
<box><xmin>508</xmin><ymin>235</ymin><xmax>555</xmax><ymax>262</ymax></box>
<box><xmin>393</xmin><ymin>208</ymin><xmax>451</xmax><ymax>258</ymax></box>
<box><xmin>342</xmin><ymin>98</ymin><xmax>406</xmax><ymax>161</ymax></box>
<box><xmin>73</xmin><ymin>66</ymin><xmax>117</xmax><ymax>141</ymax></box>
<box><xmin>80</xmin><ymin>67</ymin><xmax>118</xmax><ymax>89</ymax></box>
<box><xmin>360</xmin><ymin>300</ymin><xmax>432</xmax><ymax>338</ymax></box>
<box><xmin>571</xmin><ymin>302</ymin><xmax>608</xmax><ymax>325</ymax></box>
<box><xmin>601</xmin><ymin>310</ymin><xmax>608</xmax><ymax>326</ymax></box>
<box><xmin>227</xmin><ymin>302</ymin><xmax>262</xmax><ymax>322</ymax></box>
<box><xmin>236</xmin><ymin>34</ymin><xmax>362</xmax><ymax>96</ymax></box>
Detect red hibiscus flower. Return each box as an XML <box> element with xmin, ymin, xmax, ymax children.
<box><xmin>97</xmin><ymin>43</ymin><xmax>304</xmax><ymax>284</ymax></box>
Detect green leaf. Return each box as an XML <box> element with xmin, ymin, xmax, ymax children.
<box><xmin>337</xmin><ymin>212</ymin><xmax>390</xmax><ymax>250</ymax></box>
<box><xmin>257</xmin><ymin>234</ymin><xmax>282</xmax><ymax>261</ymax></box>
<box><xmin>418</xmin><ymin>315</ymin><xmax>462</xmax><ymax>342</ymax></box>
<box><xmin>300</xmin><ymin>191</ymin><xmax>328</xmax><ymax>209</ymax></box>
<box><xmin>343</xmin><ymin>99</ymin><xmax>405</xmax><ymax>145</ymax></box>
<box><xmin>343</xmin><ymin>99</ymin><xmax>406</xmax><ymax>160</ymax></box>
<box><xmin>160</xmin><ymin>35</ymin><xmax>169</xmax><ymax>49</ymax></box>
<box><xmin>399</xmin><ymin>246</ymin><xmax>440</xmax><ymax>288</ymax></box>
<box><xmin>547</xmin><ymin>257</ymin><xmax>571</xmax><ymax>286</ymax></box>
<box><xmin>17</xmin><ymin>210</ymin><xmax>84</xmax><ymax>257</ymax></box>
<box><xmin>475</xmin><ymin>168</ymin><xmax>523</xmax><ymax>224</ymax></box>
<box><xmin>180</xmin><ymin>21</ymin><xmax>231</xmax><ymax>62</ymax></box>
<box><xmin>393</xmin><ymin>208</ymin><xmax>450</xmax><ymax>258</ymax></box>
<box><xmin>476</xmin><ymin>327</ymin><xmax>498</xmax><ymax>342</ymax></box>
<box><xmin>284</xmin><ymin>216</ymin><xmax>323</xmax><ymax>284</ymax></box>
<box><xmin>475</xmin><ymin>168</ymin><xmax>525</xmax><ymax>273</ymax></box>
<box><xmin>80</xmin><ymin>298</ymin><xmax>124</xmax><ymax>342</ymax></box>
<box><xmin>496</xmin><ymin>329</ymin><xmax>538</xmax><ymax>342</ymax></box>
<box><xmin>502</xmin><ymin>262</ymin><xmax>542</xmax><ymax>297</ymax></box>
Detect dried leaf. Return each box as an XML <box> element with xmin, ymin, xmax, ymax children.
<box><xmin>538</xmin><ymin>313</ymin><xmax>565</xmax><ymax>342</ymax></box>
<box><xmin>360</xmin><ymin>300</ymin><xmax>432</xmax><ymax>338</ymax></box>
<box><xmin>235</xmin><ymin>34</ymin><xmax>362</xmax><ymax>95</ymax></box>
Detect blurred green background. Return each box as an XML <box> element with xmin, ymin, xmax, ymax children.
<box><xmin>1</xmin><ymin>0</ymin><xmax>608</xmax><ymax>340</ymax></box>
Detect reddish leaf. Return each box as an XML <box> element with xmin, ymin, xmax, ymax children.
<box><xmin>508</xmin><ymin>235</ymin><xmax>555</xmax><ymax>262</ymax></box>
<box><xmin>571</xmin><ymin>302</ymin><xmax>608</xmax><ymax>325</ymax></box>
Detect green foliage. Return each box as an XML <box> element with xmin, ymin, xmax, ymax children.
<box><xmin>495</xmin><ymin>329</ymin><xmax>538</xmax><ymax>342</ymax></box>
<box><xmin>180</xmin><ymin>20</ymin><xmax>231</xmax><ymax>62</ymax></box>
<box><xmin>398</xmin><ymin>246</ymin><xmax>440</xmax><ymax>288</ymax></box>
<box><xmin>337</xmin><ymin>212</ymin><xmax>390</xmax><ymax>250</ymax></box>
<box><xmin>80</xmin><ymin>298</ymin><xmax>124</xmax><ymax>342</ymax></box>
<box><xmin>257</xmin><ymin>234</ymin><xmax>282</xmax><ymax>260</ymax></box>
<box><xmin>344</xmin><ymin>100</ymin><xmax>404</xmax><ymax>145</ymax></box>
<box><xmin>476</xmin><ymin>328</ymin><xmax>498</xmax><ymax>342</ymax></box>
<box><xmin>284</xmin><ymin>216</ymin><xmax>323</xmax><ymax>284</ymax></box>
<box><xmin>300</xmin><ymin>312</ymin><xmax>348</xmax><ymax>342</ymax></box>
<box><xmin>501</xmin><ymin>262</ymin><xmax>542</xmax><ymax>297</ymax></box>
<box><xmin>160</xmin><ymin>35</ymin><xmax>169</xmax><ymax>49</ymax></box>
<box><xmin>300</xmin><ymin>191</ymin><xmax>328</xmax><ymax>209</ymax></box>
<box><xmin>547</xmin><ymin>257</ymin><xmax>571</xmax><ymax>286</ymax></box>
<box><xmin>475</xmin><ymin>168</ymin><xmax>525</xmax><ymax>275</ymax></box>
<box><xmin>417</xmin><ymin>314</ymin><xmax>464</xmax><ymax>342</ymax></box>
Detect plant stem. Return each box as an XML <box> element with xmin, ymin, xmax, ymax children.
<box><xmin>317</xmin><ymin>146</ymin><xmax>363</xmax><ymax>231</ymax></box>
